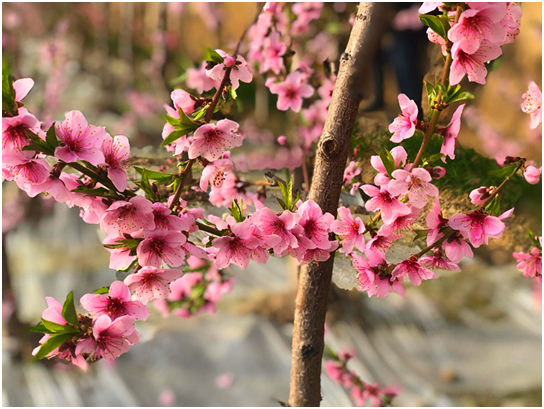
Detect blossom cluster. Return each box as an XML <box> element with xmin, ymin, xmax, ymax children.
<box><xmin>421</xmin><ymin>2</ymin><xmax>522</xmax><ymax>85</ymax></box>
<box><xmin>325</xmin><ymin>348</ymin><xmax>398</xmax><ymax>407</ymax></box>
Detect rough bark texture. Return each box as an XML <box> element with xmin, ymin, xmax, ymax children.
<box><xmin>287</xmin><ymin>3</ymin><xmax>390</xmax><ymax>407</ymax></box>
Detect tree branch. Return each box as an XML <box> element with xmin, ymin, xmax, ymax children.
<box><xmin>287</xmin><ymin>3</ymin><xmax>390</xmax><ymax>406</ymax></box>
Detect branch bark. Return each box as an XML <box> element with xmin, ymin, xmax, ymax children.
<box><xmin>287</xmin><ymin>3</ymin><xmax>390</xmax><ymax>406</ymax></box>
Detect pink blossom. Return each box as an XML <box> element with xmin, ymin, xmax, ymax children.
<box><xmin>450</xmin><ymin>41</ymin><xmax>502</xmax><ymax>85</ymax></box>
<box><xmin>325</xmin><ymin>361</ymin><xmax>353</xmax><ymax>388</ymax></box>
<box><xmin>136</xmin><ymin>230</ymin><xmax>188</xmax><ymax>267</ymax></box>
<box><xmin>448</xmin><ymin>210</ymin><xmax>505</xmax><ymax>248</ymax></box>
<box><xmin>32</xmin><ymin>297</ymin><xmax>68</xmax><ymax>359</ymax></box>
<box><xmin>366</xmin><ymin>231</ymin><xmax>399</xmax><ymax>256</ymax></box>
<box><xmin>441</xmin><ymin>231</ymin><xmax>474</xmax><ymax>263</ymax></box>
<box><xmin>2</xmin><ymin>150</ymin><xmax>51</xmax><ymax>192</ymax></box>
<box><xmin>188</xmin><ymin>119</ymin><xmax>243</xmax><ymax>161</ymax></box>
<box><xmin>150</xmin><ymin>202</ymin><xmax>190</xmax><ymax>232</ymax></box>
<box><xmin>343</xmin><ymin>161</ymin><xmax>361</xmax><ymax>184</ymax></box>
<box><xmin>388</xmin><ymin>94</ymin><xmax>418</xmax><ymax>143</ymax></box>
<box><xmin>391</xmin><ymin>256</ymin><xmax>435</xmax><ymax>286</ymax></box>
<box><xmin>159</xmin><ymin>389</ymin><xmax>176</xmax><ymax>406</ymax></box>
<box><xmin>426</xmin><ymin>196</ymin><xmax>448</xmax><ymax>245</ymax></box>
<box><xmin>215</xmin><ymin>373</ymin><xmax>235</xmax><ymax>389</ymax></box>
<box><xmin>124</xmin><ymin>266</ymin><xmax>183</xmax><ymax>303</ymax></box>
<box><xmin>13</xmin><ymin>78</ymin><xmax>34</xmax><ymax>102</ymax></box>
<box><xmin>76</xmin><ymin>315</ymin><xmax>138</xmax><ymax>361</ymax></box>
<box><xmin>80</xmin><ymin>281</ymin><xmax>150</xmax><ymax>320</ymax></box>
<box><xmin>170</xmin><ymin>89</ymin><xmax>196</xmax><ymax>114</ymax></box>
<box><xmin>370</xmin><ymin>146</ymin><xmax>408</xmax><ymax>186</ymax></box>
<box><xmin>330</xmin><ymin>206</ymin><xmax>366</xmax><ymax>254</ymax></box>
<box><xmin>440</xmin><ymin>104</ymin><xmax>465</xmax><ymax>161</ymax></box>
<box><xmin>2</xmin><ymin>108</ymin><xmax>40</xmax><ymax>151</ymax></box>
<box><xmin>523</xmin><ymin>165</ymin><xmax>541</xmax><ymax>185</ymax></box>
<box><xmin>212</xmin><ymin>217</ymin><xmax>261</xmax><ymax>269</ymax></box>
<box><xmin>380</xmin><ymin>209</ymin><xmax>419</xmax><ymax>234</ymax></box>
<box><xmin>499</xmin><ymin>2</ymin><xmax>522</xmax><ymax>44</ymax></box>
<box><xmin>427</xmin><ymin>166</ymin><xmax>446</xmax><ymax>179</ymax></box>
<box><xmin>103</xmin><ymin>235</ymin><xmax>137</xmax><ymax>270</ymax></box>
<box><xmin>261</xmin><ymin>32</ymin><xmax>286</xmax><ymax>74</ymax></box>
<box><xmin>205</xmin><ymin>278</ymin><xmax>235</xmax><ymax>303</ymax></box>
<box><xmin>186</xmin><ymin>62</ymin><xmax>221</xmax><ymax>94</ymax></box>
<box><xmin>388</xmin><ymin>168</ymin><xmax>438</xmax><ymax>208</ymax></box>
<box><xmin>419</xmin><ymin>2</ymin><xmax>440</xmax><ymax>14</ymax></box>
<box><xmin>100</xmin><ymin>196</ymin><xmax>154</xmax><ymax>236</ymax></box>
<box><xmin>427</xmin><ymin>27</ymin><xmax>447</xmax><ymax>56</ymax></box>
<box><xmin>521</xmin><ymin>82</ymin><xmax>542</xmax><ymax>129</ymax></box>
<box><xmin>357</xmin><ymin>382</ymin><xmax>399</xmax><ymax>407</ymax></box>
<box><xmin>54</xmin><ymin>110</ymin><xmax>109</xmax><ymax>166</ymax></box>
<box><xmin>420</xmin><ymin>249</ymin><xmax>462</xmax><ymax>272</ymax></box>
<box><xmin>206</xmin><ymin>50</ymin><xmax>252</xmax><ymax>90</ymax></box>
<box><xmin>162</xmin><ymin>104</ymin><xmax>188</xmax><ymax>155</ymax></box>
<box><xmin>361</xmin><ymin>184</ymin><xmax>411</xmax><ymax>225</ymax></box>
<box><xmin>448</xmin><ymin>4</ymin><xmax>507</xmax><ymax>54</ymax></box>
<box><xmin>277</xmin><ymin>135</ymin><xmax>287</xmax><ymax>146</ymax></box>
<box><xmin>252</xmin><ymin>200</ymin><xmax>299</xmax><ymax>255</ymax></box>
<box><xmin>200</xmin><ymin>157</ymin><xmax>234</xmax><ymax>191</ymax></box>
<box><xmin>513</xmin><ymin>248</ymin><xmax>542</xmax><ymax>278</ymax></box>
<box><xmin>101</xmin><ymin>135</ymin><xmax>131</xmax><ymax>192</ymax></box>
<box><xmin>267</xmin><ymin>71</ymin><xmax>314</xmax><ymax>112</ymax></box>
<box><xmin>297</xmin><ymin>200</ymin><xmax>336</xmax><ymax>250</ymax></box>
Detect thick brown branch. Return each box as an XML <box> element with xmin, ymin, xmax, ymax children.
<box><xmin>287</xmin><ymin>3</ymin><xmax>390</xmax><ymax>406</ymax></box>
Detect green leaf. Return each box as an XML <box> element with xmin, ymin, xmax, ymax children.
<box><xmin>165</xmin><ymin>115</ymin><xmax>181</xmax><ymax>127</ymax></box>
<box><xmin>484</xmin><ymin>196</ymin><xmax>501</xmax><ymax>217</ymax></box>
<box><xmin>21</xmin><ymin>130</ymin><xmax>55</xmax><ymax>155</ymax></box>
<box><xmin>324</xmin><ymin>344</ymin><xmax>340</xmax><ymax>361</ymax></box>
<box><xmin>94</xmin><ymin>287</ymin><xmax>109</xmax><ymax>295</ymax></box>
<box><xmin>419</xmin><ymin>15</ymin><xmax>447</xmax><ymax>39</ymax></box>
<box><xmin>134</xmin><ymin>166</ymin><xmax>175</xmax><ymax>185</ymax></box>
<box><xmin>136</xmin><ymin>170</ymin><xmax>157</xmax><ymax>201</ymax></box>
<box><xmin>286</xmin><ymin>170</ymin><xmax>294</xmax><ymax>209</ymax></box>
<box><xmin>71</xmin><ymin>187</ymin><xmax>112</xmax><ymax>197</ymax></box>
<box><xmin>422</xmin><ymin>153</ymin><xmax>445</xmax><ymax>167</ymax></box>
<box><xmin>41</xmin><ymin>319</ymin><xmax>71</xmax><ymax>333</ymax></box>
<box><xmin>527</xmin><ymin>229</ymin><xmax>542</xmax><ymax>250</ymax></box>
<box><xmin>490</xmin><ymin>163</ymin><xmax>519</xmax><ymax>179</ymax></box>
<box><xmin>191</xmin><ymin>107</ymin><xmax>208</xmax><ymax>122</ymax></box>
<box><xmin>2</xmin><ymin>64</ymin><xmax>17</xmax><ymax>116</ymax></box>
<box><xmin>228</xmin><ymin>86</ymin><xmax>237</xmax><ymax>101</ymax></box>
<box><xmin>30</xmin><ymin>323</ymin><xmax>53</xmax><ymax>334</ymax></box>
<box><xmin>117</xmin><ymin>258</ymin><xmax>139</xmax><ymax>273</ymax></box>
<box><xmin>378</xmin><ymin>149</ymin><xmax>395</xmax><ymax>179</ymax></box>
<box><xmin>45</xmin><ymin>123</ymin><xmax>59</xmax><ymax>149</ymax></box>
<box><xmin>275</xmin><ymin>196</ymin><xmax>287</xmax><ymax>210</ymax></box>
<box><xmin>229</xmin><ymin>199</ymin><xmax>245</xmax><ymax>223</ymax></box>
<box><xmin>35</xmin><ymin>332</ymin><xmax>77</xmax><ymax>360</ymax></box>
<box><xmin>61</xmin><ymin>292</ymin><xmax>79</xmax><ymax>327</ymax></box>
<box><xmin>204</xmin><ymin>48</ymin><xmax>224</xmax><ymax>64</ymax></box>
<box><xmin>413</xmin><ymin>229</ymin><xmax>430</xmax><ymax>242</ymax></box>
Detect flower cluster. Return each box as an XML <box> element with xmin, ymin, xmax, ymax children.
<box><xmin>421</xmin><ymin>2</ymin><xmax>522</xmax><ymax>85</ymax></box>
<box><xmin>325</xmin><ymin>348</ymin><xmax>398</xmax><ymax>407</ymax></box>
<box><xmin>513</xmin><ymin>235</ymin><xmax>542</xmax><ymax>282</ymax></box>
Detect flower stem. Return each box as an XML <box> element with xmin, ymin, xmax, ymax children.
<box><xmin>169</xmin><ymin>159</ymin><xmax>195</xmax><ymax>211</ymax></box>
<box><xmin>195</xmin><ymin>221</ymin><xmax>224</xmax><ymax>236</ymax></box>
<box><xmin>476</xmin><ymin>162</ymin><xmax>524</xmax><ymax>210</ymax></box>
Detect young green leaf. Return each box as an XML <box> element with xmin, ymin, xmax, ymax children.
<box><xmin>45</xmin><ymin>123</ymin><xmax>60</xmax><ymax>149</ymax></box>
<box><xmin>30</xmin><ymin>323</ymin><xmax>53</xmax><ymax>334</ymax></box>
<box><xmin>70</xmin><ymin>187</ymin><xmax>113</xmax><ymax>197</ymax></box>
<box><xmin>35</xmin><ymin>332</ymin><xmax>78</xmax><ymax>360</ymax></box>
<box><xmin>61</xmin><ymin>292</ymin><xmax>79</xmax><ymax>327</ymax></box>
<box><xmin>205</xmin><ymin>48</ymin><xmax>225</xmax><ymax>64</ymax></box>
<box><xmin>94</xmin><ymin>287</ymin><xmax>110</xmax><ymax>295</ymax></box>
<box><xmin>41</xmin><ymin>319</ymin><xmax>71</xmax><ymax>333</ymax></box>
<box><xmin>419</xmin><ymin>15</ymin><xmax>446</xmax><ymax>39</ymax></box>
<box><xmin>2</xmin><ymin>64</ymin><xmax>17</xmax><ymax>116</ymax></box>
<box><xmin>165</xmin><ymin>115</ymin><xmax>181</xmax><ymax>127</ymax></box>
<box><xmin>484</xmin><ymin>196</ymin><xmax>501</xmax><ymax>217</ymax></box>
<box><xmin>377</xmin><ymin>149</ymin><xmax>395</xmax><ymax>178</ymax></box>
<box><xmin>490</xmin><ymin>163</ymin><xmax>519</xmax><ymax>179</ymax></box>
<box><xmin>134</xmin><ymin>167</ymin><xmax>175</xmax><ymax>185</ymax></box>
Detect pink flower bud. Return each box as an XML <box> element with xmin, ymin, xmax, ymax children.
<box><xmin>277</xmin><ymin>135</ymin><xmax>287</xmax><ymax>146</ymax></box>
<box><xmin>524</xmin><ymin>165</ymin><xmax>541</xmax><ymax>185</ymax></box>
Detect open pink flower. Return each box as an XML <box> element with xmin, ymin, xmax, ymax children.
<box><xmin>450</xmin><ymin>41</ymin><xmax>502</xmax><ymax>85</ymax></box>
<box><xmin>419</xmin><ymin>2</ymin><xmax>440</xmax><ymax>14</ymax></box>
<box><xmin>357</xmin><ymin>382</ymin><xmax>399</xmax><ymax>407</ymax></box>
<box><xmin>448</xmin><ymin>210</ymin><xmax>505</xmax><ymax>248</ymax></box>
<box><xmin>188</xmin><ymin>119</ymin><xmax>242</xmax><ymax>161</ymax></box>
<box><xmin>296</xmin><ymin>200</ymin><xmax>336</xmax><ymax>250</ymax></box>
<box><xmin>137</xmin><ymin>230</ymin><xmax>187</xmax><ymax>267</ymax></box>
<box><xmin>80</xmin><ymin>281</ymin><xmax>149</xmax><ymax>321</ymax></box>
<box><xmin>2</xmin><ymin>108</ymin><xmax>39</xmax><ymax>151</ymax></box>
<box><xmin>2</xmin><ymin>150</ymin><xmax>51</xmax><ymax>192</ymax></box>
<box><xmin>212</xmin><ymin>217</ymin><xmax>261</xmax><ymax>269</ymax></box>
<box><xmin>391</xmin><ymin>256</ymin><xmax>435</xmax><ymax>286</ymax></box>
<box><xmin>513</xmin><ymin>248</ymin><xmax>542</xmax><ymax>278</ymax></box>
<box><xmin>200</xmin><ymin>157</ymin><xmax>234</xmax><ymax>191</ymax></box>
<box><xmin>440</xmin><ymin>104</ymin><xmax>464</xmax><ymax>161</ymax></box>
<box><xmin>76</xmin><ymin>315</ymin><xmax>138</xmax><ymax>361</ymax></box>
<box><xmin>521</xmin><ymin>82</ymin><xmax>542</xmax><ymax>129</ymax></box>
<box><xmin>343</xmin><ymin>161</ymin><xmax>361</xmax><ymax>184</ymax></box>
<box><xmin>388</xmin><ymin>94</ymin><xmax>418</xmax><ymax>143</ymax></box>
<box><xmin>186</xmin><ymin>62</ymin><xmax>221</xmax><ymax>94</ymax></box>
<box><xmin>101</xmin><ymin>135</ymin><xmax>131</xmax><ymax>192</ymax></box>
<box><xmin>448</xmin><ymin>4</ymin><xmax>507</xmax><ymax>54</ymax></box>
<box><xmin>499</xmin><ymin>2</ymin><xmax>522</xmax><ymax>45</ymax></box>
<box><xmin>361</xmin><ymin>184</ymin><xmax>411</xmax><ymax>225</ymax></box>
<box><xmin>252</xmin><ymin>201</ymin><xmax>299</xmax><ymax>255</ymax></box>
<box><xmin>205</xmin><ymin>50</ymin><xmax>252</xmax><ymax>90</ymax></box>
<box><xmin>441</xmin><ymin>231</ymin><xmax>474</xmax><ymax>263</ymax></box>
<box><xmin>149</xmin><ymin>202</ymin><xmax>190</xmax><ymax>232</ymax></box>
<box><xmin>54</xmin><ymin>110</ymin><xmax>109</xmax><ymax>166</ymax></box>
<box><xmin>124</xmin><ymin>266</ymin><xmax>183</xmax><ymax>303</ymax></box>
<box><xmin>100</xmin><ymin>195</ymin><xmax>154</xmax><ymax>236</ymax></box>
<box><xmin>261</xmin><ymin>32</ymin><xmax>286</xmax><ymax>74</ymax></box>
<box><xmin>388</xmin><ymin>168</ymin><xmax>438</xmax><ymax>208</ymax></box>
<box><xmin>330</xmin><ymin>206</ymin><xmax>365</xmax><ymax>254</ymax></box>
<box><xmin>267</xmin><ymin>71</ymin><xmax>314</xmax><ymax>112</ymax></box>
<box><xmin>420</xmin><ymin>249</ymin><xmax>461</xmax><ymax>272</ymax></box>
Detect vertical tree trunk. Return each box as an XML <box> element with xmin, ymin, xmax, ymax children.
<box><xmin>287</xmin><ymin>3</ymin><xmax>390</xmax><ymax>406</ymax></box>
